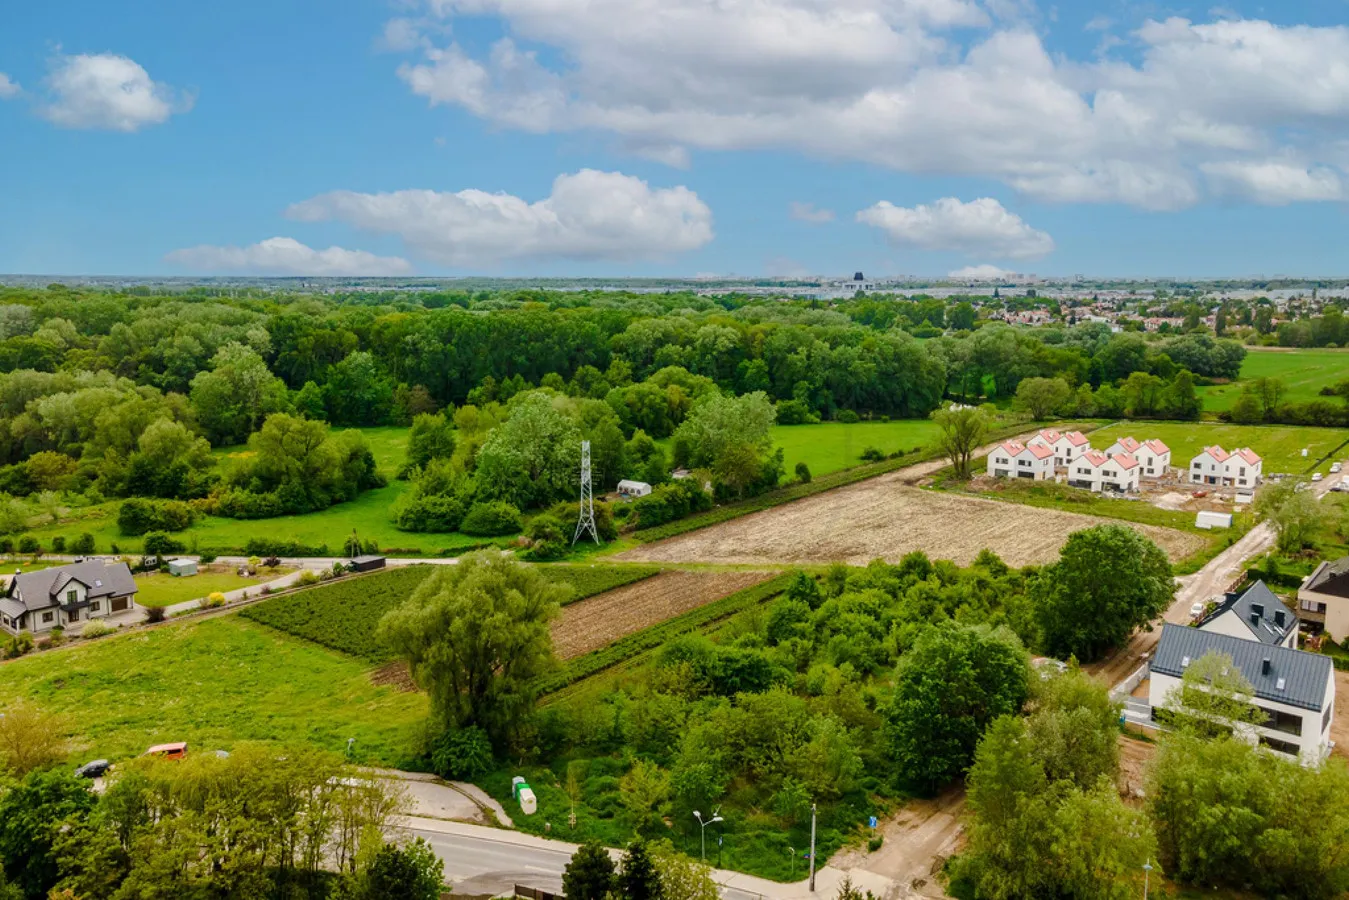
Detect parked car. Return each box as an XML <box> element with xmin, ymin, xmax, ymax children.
<box><xmin>1313</xmin><ymin>473</ymin><xmax>1324</xmax><ymax>482</ymax></box>
<box><xmin>1332</xmin><ymin>462</ymin><xmax>1343</xmax><ymax>474</ymax></box>
<box><xmin>144</xmin><ymin>742</ymin><xmax>188</xmax><ymax>761</ymax></box>
<box><xmin>75</xmin><ymin>759</ymin><xmax>111</xmax><ymax>779</ymax></box>
<box><xmin>1190</xmin><ymin>602</ymin><xmax>1205</xmax><ymax>618</ymax></box>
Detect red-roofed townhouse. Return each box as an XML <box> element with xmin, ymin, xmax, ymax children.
<box><xmin>1225</xmin><ymin>448</ymin><xmax>1263</xmax><ymax>488</ymax></box>
<box><xmin>1135</xmin><ymin>439</ymin><xmax>1171</xmax><ymax>479</ymax></box>
<box><xmin>1105</xmin><ymin>436</ymin><xmax>1141</xmax><ymax>459</ymax></box>
<box><xmin>1190</xmin><ymin>446</ymin><xmax>1231</xmax><ymax>486</ymax></box>
<box><xmin>1031</xmin><ymin>429</ymin><xmax>1092</xmax><ymax>468</ymax></box>
<box><xmin>1068</xmin><ymin>450</ymin><xmax>1110</xmax><ymax>491</ymax></box>
<box><xmin>1101</xmin><ymin>452</ymin><xmax>1142</xmax><ymax>493</ymax></box>
<box><xmin>987</xmin><ymin>440</ymin><xmax>1054</xmax><ymax>481</ymax></box>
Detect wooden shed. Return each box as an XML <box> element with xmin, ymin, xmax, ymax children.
<box><xmin>349</xmin><ymin>555</ymin><xmax>387</xmax><ymax>572</ymax></box>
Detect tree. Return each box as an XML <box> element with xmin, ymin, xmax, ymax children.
<box><xmin>0</xmin><ymin>702</ymin><xmax>66</xmax><ymax>775</ymax></box>
<box><xmin>475</xmin><ymin>392</ymin><xmax>582</xmax><ymax>510</ymax></box>
<box><xmin>670</xmin><ymin>392</ymin><xmax>775</xmax><ymax>470</ymax></box>
<box><xmin>189</xmin><ymin>342</ymin><xmax>290</xmax><ymax>445</ymax></box>
<box><xmin>1161</xmin><ymin>650</ymin><xmax>1264</xmax><ymax>738</ymax></box>
<box><xmin>402</xmin><ymin>412</ymin><xmax>457</xmax><ymax>476</ymax></box>
<box><xmin>620</xmin><ymin>760</ymin><xmax>672</xmax><ymax>836</ymax></box>
<box><xmin>619</xmin><ymin>839</ymin><xmax>663</xmax><ymax>900</ymax></box>
<box><xmin>649</xmin><ymin>842</ymin><xmax>718</xmax><ymax>900</ymax></box>
<box><xmin>931</xmin><ymin>405</ymin><xmax>991</xmax><ymax>480</ymax></box>
<box><xmin>0</xmin><ymin>769</ymin><xmax>96</xmax><ymax>898</ymax></box>
<box><xmin>1037</xmin><ymin>525</ymin><xmax>1174</xmax><ymax>662</ymax></box>
<box><xmin>1254</xmin><ymin>376</ymin><xmax>1286</xmax><ymax>419</ymax></box>
<box><xmin>1255</xmin><ymin>479</ymin><xmax>1325</xmax><ymax>553</ymax></box>
<box><xmin>949</xmin><ymin>302</ymin><xmax>976</xmax><ymax>331</ymax></box>
<box><xmin>325</xmin><ymin>351</ymin><xmax>394</xmax><ymax>427</ymax></box>
<box><xmin>1014</xmin><ymin>377</ymin><xmax>1071</xmax><ymax>420</ymax></box>
<box><xmin>887</xmin><ymin>623</ymin><xmax>1030</xmax><ymax>793</ymax></box>
<box><xmin>379</xmin><ymin>553</ymin><xmax>565</xmax><ymax>746</ymax></box>
<box><xmin>353</xmin><ymin>840</ymin><xmax>443</xmax><ymax>900</ymax></box>
<box><xmin>563</xmin><ymin>840</ymin><xmax>616</xmax><ymax>900</ymax></box>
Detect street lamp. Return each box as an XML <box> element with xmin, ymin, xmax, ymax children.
<box><xmin>692</xmin><ymin>809</ymin><xmax>723</xmax><ymax>861</ymax></box>
<box><xmin>1142</xmin><ymin>862</ymin><xmax>1152</xmax><ymax>900</ymax></box>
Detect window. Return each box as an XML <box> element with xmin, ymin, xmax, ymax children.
<box><xmin>42</xmin><ymin>612</ymin><xmax>53</xmax><ymax>623</ymax></box>
<box><xmin>1325</xmin><ymin>706</ymin><xmax>1333</xmax><ymax>733</ymax></box>
<box><xmin>66</xmin><ymin>590</ymin><xmax>77</xmax><ymax>603</ymax></box>
<box><xmin>90</xmin><ymin>602</ymin><xmax>100</xmax><ymax>612</ymax></box>
<box><xmin>1259</xmin><ymin>735</ymin><xmax>1301</xmax><ymax>757</ymax></box>
<box><xmin>1257</xmin><ymin>706</ymin><xmax>1303</xmax><ymax>736</ymax></box>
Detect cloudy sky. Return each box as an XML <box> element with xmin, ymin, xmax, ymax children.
<box><xmin>3</xmin><ymin>1</ymin><xmax>1349</xmax><ymax>277</ymax></box>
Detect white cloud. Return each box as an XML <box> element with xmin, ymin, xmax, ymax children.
<box><xmin>165</xmin><ymin>237</ymin><xmax>412</xmax><ymax>276</ymax></box>
<box><xmin>949</xmin><ymin>264</ymin><xmax>1014</xmax><ymax>280</ymax></box>
<box><xmin>0</xmin><ymin>73</ymin><xmax>19</xmax><ymax>99</ymax></box>
<box><xmin>1201</xmin><ymin>160</ymin><xmax>1345</xmax><ymax>204</ymax></box>
<box><xmin>857</xmin><ymin>196</ymin><xmax>1054</xmax><ymax>259</ymax></box>
<box><xmin>789</xmin><ymin>201</ymin><xmax>835</xmax><ymax>223</ymax></box>
<box><xmin>287</xmin><ymin>169</ymin><xmax>714</xmax><ymax>265</ymax></box>
<box><xmin>388</xmin><ymin>5</ymin><xmax>1349</xmax><ymax>208</ymax></box>
<box><xmin>42</xmin><ymin>53</ymin><xmax>191</xmax><ymax>131</ymax></box>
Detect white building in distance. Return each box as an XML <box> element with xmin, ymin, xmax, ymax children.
<box><xmin>1028</xmin><ymin>429</ymin><xmax>1091</xmax><ymax>468</ymax></box>
<box><xmin>987</xmin><ymin>440</ymin><xmax>1054</xmax><ymax>480</ymax></box>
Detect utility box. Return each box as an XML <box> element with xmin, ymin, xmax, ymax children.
<box><xmin>349</xmin><ymin>555</ymin><xmax>386</xmax><ymax>573</ymax></box>
<box><xmin>512</xmin><ymin>776</ymin><xmax>537</xmax><ymax>815</ymax></box>
<box><xmin>1195</xmin><ymin>511</ymin><xmax>1233</xmax><ymax>530</ymax></box>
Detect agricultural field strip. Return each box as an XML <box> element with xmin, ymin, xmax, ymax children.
<box><xmin>539</xmin><ymin>564</ymin><xmax>662</xmax><ymax>604</ymax></box>
<box><xmin>550</xmin><ymin>570</ymin><xmax>774</xmax><ymax>660</ymax></box>
<box><xmin>618</xmin><ymin>474</ymin><xmax>1203</xmax><ymax>568</ymax></box>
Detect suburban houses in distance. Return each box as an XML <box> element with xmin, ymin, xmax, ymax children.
<box><xmin>1189</xmin><ymin>445</ymin><xmax>1263</xmax><ymax>488</ymax></box>
<box><xmin>988</xmin><ymin>429</ymin><xmax>1166</xmax><ymax>495</ymax></box>
<box><xmin>0</xmin><ymin>560</ymin><xmax>138</xmax><ymax>636</ymax></box>
<box><xmin>1141</xmin><ymin>581</ymin><xmax>1334</xmax><ymax>763</ymax></box>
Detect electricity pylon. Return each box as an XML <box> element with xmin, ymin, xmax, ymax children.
<box><xmin>573</xmin><ymin>440</ymin><xmax>599</xmax><ymax>544</ymax></box>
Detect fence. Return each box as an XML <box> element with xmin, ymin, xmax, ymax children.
<box><xmin>515</xmin><ymin>886</ymin><xmax>562</xmax><ymax>900</ymax></box>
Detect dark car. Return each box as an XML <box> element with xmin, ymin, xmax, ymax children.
<box><xmin>75</xmin><ymin>759</ymin><xmax>111</xmax><ymax>779</ymax></box>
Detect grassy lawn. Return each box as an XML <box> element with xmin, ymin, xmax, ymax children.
<box><xmin>1198</xmin><ymin>347</ymin><xmax>1349</xmax><ymax>412</ymax></box>
<box><xmin>134</xmin><ymin>569</ymin><xmax>290</xmax><ymax>608</ymax></box>
<box><xmin>0</xmin><ymin>615</ymin><xmax>428</xmax><ymax>765</ymax></box>
<box><xmin>1088</xmin><ymin>421</ymin><xmax>1349</xmax><ymax>476</ymax></box>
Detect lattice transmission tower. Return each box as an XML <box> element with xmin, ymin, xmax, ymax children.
<box><xmin>573</xmin><ymin>440</ymin><xmax>599</xmax><ymax>544</ymax></box>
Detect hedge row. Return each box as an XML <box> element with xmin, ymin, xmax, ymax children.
<box><xmin>535</xmin><ymin>573</ymin><xmax>794</xmax><ymax>697</ymax></box>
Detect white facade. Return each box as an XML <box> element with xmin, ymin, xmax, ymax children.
<box><xmin>1191</xmin><ymin>446</ymin><xmax>1231</xmax><ymax>485</ymax></box>
<box><xmin>1100</xmin><ymin>453</ymin><xmax>1141</xmax><ymax>492</ymax></box>
<box><xmin>1190</xmin><ymin>445</ymin><xmax>1263</xmax><ymax>488</ymax></box>
<box><xmin>1148</xmin><ymin>667</ymin><xmax>1334</xmax><ymax>762</ymax></box>
<box><xmin>987</xmin><ymin>440</ymin><xmax>1054</xmax><ymax>480</ymax></box>
<box><xmin>1226</xmin><ymin>448</ymin><xmax>1263</xmax><ymax>489</ymax></box>
<box><xmin>1067</xmin><ymin>450</ymin><xmax>1109</xmax><ymax>492</ymax></box>
<box><xmin>616</xmin><ymin>480</ymin><xmax>652</xmax><ymax>498</ymax></box>
<box><xmin>1202</xmin><ymin>608</ymin><xmax>1297</xmax><ymax>649</ymax></box>
<box><xmin>1135</xmin><ymin>440</ymin><xmax>1171</xmax><ymax>479</ymax></box>
<box><xmin>1105</xmin><ymin>436</ymin><xmax>1141</xmax><ymax>459</ymax></box>
<box><xmin>1028</xmin><ymin>429</ymin><xmax>1091</xmax><ymax>468</ymax></box>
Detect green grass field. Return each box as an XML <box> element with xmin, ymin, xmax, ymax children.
<box><xmin>657</xmin><ymin>420</ymin><xmax>943</xmax><ymax>479</ymax></box>
<box><xmin>0</xmin><ymin>615</ymin><xmax>428</xmax><ymax>764</ymax></box>
<box><xmin>1087</xmin><ymin>422</ymin><xmax>1349</xmax><ymax>476</ymax></box>
<box><xmin>1198</xmin><ymin>347</ymin><xmax>1349</xmax><ymax>412</ymax></box>
<box><xmin>134</xmin><ymin>569</ymin><xmax>290</xmax><ymax>608</ymax></box>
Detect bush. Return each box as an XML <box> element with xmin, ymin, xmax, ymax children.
<box><xmin>117</xmin><ymin>498</ymin><xmax>198</xmax><ymax>536</ymax></box>
<box><xmin>145</xmin><ymin>606</ymin><xmax>166</xmax><ymax>623</ymax></box>
<box><xmin>860</xmin><ymin>447</ymin><xmax>885</xmax><ymax>462</ymax></box>
<box><xmin>202</xmin><ymin>592</ymin><xmax>227</xmax><ymax>609</ymax></box>
<box><xmin>525</xmin><ymin>514</ymin><xmax>570</xmax><ymax>561</ymax></box>
<box><xmin>461</xmin><ymin>502</ymin><xmax>522</xmax><ymax>536</ymax></box>
<box><xmin>632</xmin><ymin>479</ymin><xmax>713</xmax><ymax>530</ymax></box>
<box><xmin>199</xmin><ymin>552</ymin><xmax>218</xmax><ymax>564</ymax></box>
<box><xmin>47</xmin><ymin>626</ymin><xmax>66</xmax><ymax>648</ymax></box>
<box><xmin>4</xmin><ymin>631</ymin><xmax>34</xmax><ymax>659</ymax></box>
<box><xmin>50</xmin><ymin>536</ymin><xmax>66</xmax><ymax>553</ymax></box>
<box><xmin>775</xmin><ymin>399</ymin><xmax>819</xmax><ymax>425</ymax></box>
<box><xmin>0</xmin><ymin>538</ymin><xmax>11</xmax><ymax>554</ymax></box>
<box><xmin>298</xmin><ymin>571</ymin><xmax>321</xmax><ymax>587</ymax></box>
<box><xmin>80</xmin><ymin>621</ymin><xmax>115</xmax><ymax>639</ymax></box>
<box><xmin>794</xmin><ymin>461</ymin><xmax>811</xmax><ymax>484</ymax></box>
<box><xmin>70</xmin><ymin>532</ymin><xmax>95</xmax><ymax>555</ymax></box>
<box><xmin>17</xmin><ymin>536</ymin><xmax>39</xmax><ymax>555</ymax></box>
<box><xmin>836</xmin><ymin>409</ymin><xmax>861</xmax><ymax>424</ymax></box>
<box><xmin>212</xmin><ymin>489</ymin><xmax>285</xmax><ymax>520</ymax></box>
<box><xmin>142</xmin><ymin>531</ymin><xmax>186</xmax><ymax>556</ymax></box>
<box><xmin>868</xmin><ymin>835</ymin><xmax>884</xmax><ymax>852</ymax></box>
<box><xmin>395</xmin><ymin>493</ymin><xmax>467</xmax><ymax>533</ymax></box>
<box><xmin>242</xmin><ymin>538</ymin><xmax>330</xmax><ymax>557</ymax></box>
<box><xmin>430</xmin><ymin>726</ymin><xmax>495</xmax><ymax>780</ymax></box>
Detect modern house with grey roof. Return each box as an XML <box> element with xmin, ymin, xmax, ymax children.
<box><xmin>0</xmin><ymin>560</ymin><xmax>138</xmax><ymax>635</ymax></box>
<box><xmin>1197</xmin><ymin>580</ymin><xmax>1298</xmax><ymax>649</ymax></box>
<box><xmin>1148</xmin><ymin>623</ymin><xmax>1334</xmax><ymax>763</ymax></box>
<box><xmin>1299</xmin><ymin>556</ymin><xmax>1349</xmax><ymax>643</ymax></box>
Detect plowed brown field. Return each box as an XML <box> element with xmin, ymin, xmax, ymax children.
<box><xmin>550</xmin><ymin>570</ymin><xmax>771</xmax><ymax>660</ymax></box>
<box><xmin>618</xmin><ymin>480</ymin><xmax>1203</xmax><ymax>568</ymax></box>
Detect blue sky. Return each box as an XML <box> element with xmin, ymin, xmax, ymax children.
<box><xmin>3</xmin><ymin>0</ymin><xmax>1349</xmax><ymax>278</ymax></box>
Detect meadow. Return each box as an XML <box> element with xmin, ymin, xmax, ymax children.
<box><xmin>0</xmin><ymin>615</ymin><xmax>428</xmax><ymax>764</ymax></box>
<box><xmin>1197</xmin><ymin>347</ymin><xmax>1349</xmax><ymax>412</ymax></box>
<box><xmin>134</xmin><ymin>568</ymin><xmax>291</xmax><ymax>608</ymax></box>
<box><xmin>1087</xmin><ymin>421</ymin><xmax>1349</xmax><ymax>476</ymax></box>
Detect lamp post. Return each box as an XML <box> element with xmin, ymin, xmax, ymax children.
<box><xmin>693</xmin><ymin>809</ymin><xmax>723</xmax><ymax>861</ymax></box>
<box><xmin>808</xmin><ymin>803</ymin><xmax>817</xmax><ymax>892</ymax></box>
<box><xmin>1142</xmin><ymin>862</ymin><xmax>1152</xmax><ymax>900</ymax></box>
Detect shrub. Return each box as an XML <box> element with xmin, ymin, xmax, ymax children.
<box><xmin>0</xmin><ymin>538</ymin><xmax>11</xmax><ymax>554</ymax></box>
<box><xmin>199</xmin><ymin>552</ymin><xmax>218</xmax><ymax>564</ymax></box>
<box><xmin>868</xmin><ymin>835</ymin><xmax>884</xmax><ymax>852</ymax></box>
<box><xmin>51</xmin><ymin>536</ymin><xmax>66</xmax><ymax>553</ymax></box>
<box><xmin>117</xmin><ymin>498</ymin><xmax>198</xmax><ymax>536</ymax></box>
<box><xmin>142</xmin><ymin>531</ymin><xmax>186</xmax><ymax>557</ymax></box>
<box><xmin>296</xmin><ymin>571</ymin><xmax>321</xmax><ymax>587</ymax></box>
<box><xmin>430</xmin><ymin>726</ymin><xmax>495</xmax><ymax>780</ymax></box>
<box><xmin>394</xmin><ymin>493</ymin><xmax>467</xmax><ymax>533</ymax></box>
<box><xmin>795</xmin><ymin>461</ymin><xmax>812</xmax><ymax>484</ymax></box>
<box><xmin>17</xmin><ymin>536</ymin><xmax>39</xmax><ymax>555</ymax></box>
<box><xmin>80</xmin><ymin>621</ymin><xmax>115</xmax><ymax>639</ymax></box>
<box><xmin>47</xmin><ymin>627</ymin><xmax>66</xmax><ymax>648</ymax></box>
<box><xmin>145</xmin><ymin>606</ymin><xmax>166</xmax><ymax>623</ymax></box>
<box><xmin>202</xmin><ymin>592</ymin><xmax>227</xmax><ymax>609</ymax></box>
<box><xmin>4</xmin><ymin>631</ymin><xmax>34</xmax><ymax>659</ymax></box>
<box><xmin>524</xmin><ymin>514</ymin><xmax>569</xmax><ymax>561</ymax></box>
<box><xmin>242</xmin><ymin>538</ymin><xmax>330</xmax><ymax>557</ymax></box>
<box><xmin>461</xmin><ymin>502</ymin><xmax>522</xmax><ymax>536</ymax></box>
<box><xmin>860</xmin><ymin>447</ymin><xmax>885</xmax><ymax>462</ymax></box>
<box><xmin>775</xmin><ymin>399</ymin><xmax>819</xmax><ymax>425</ymax></box>
<box><xmin>836</xmin><ymin>409</ymin><xmax>861</xmax><ymax>424</ymax></box>
<box><xmin>70</xmin><ymin>533</ymin><xmax>95</xmax><ymax>555</ymax></box>
<box><xmin>632</xmin><ymin>479</ymin><xmax>713</xmax><ymax>530</ymax></box>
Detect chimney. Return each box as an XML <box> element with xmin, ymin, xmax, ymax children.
<box><xmin>1252</xmin><ymin>603</ymin><xmax>1265</xmax><ymax>618</ymax></box>
<box><xmin>1261</xmin><ymin>658</ymin><xmax>1271</xmax><ymax>676</ymax></box>
<box><xmin>1251</xmin><ymin>613</ymin><xmax>1261</xmax><ymax>628</ymax></box>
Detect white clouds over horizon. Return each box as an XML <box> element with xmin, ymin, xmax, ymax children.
<box><xmin>388</xmin><ymin>3</ymin><xmax>1349</xmax><ymax>209</ymax></box>
<box><xmin>286</xmin><ymin>169</ymin><xmax>713</xmax><ymax>266</ymax></box>
<box><xmin>41</xmin><ymin>53</ymin><xmax>191</xmax><ymax>131</ymax></box>
<box><xmin>857</xmin><ymin>197</ymin><xmax>1054</xmax><ymax>259</ymax></box>
<box><xmin>165</xmin><ymin>237</ymin><xmax>412</xmax><ymax>276</ymax></box>
<box><xmin>949</xmin><ymin>264</ymin><xmax>1014</xmax><ymax>279</ymax></box>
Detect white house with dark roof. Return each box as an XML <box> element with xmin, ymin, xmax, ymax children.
<box><xmin>1135</xmin><ymin>439</ymin><xmax>1171</xmax><ymax>479</ymax></box>
<box><xmin>1148</xmin><ymin>623</ymin><xmax>1334</xmax><ymax>763</ymax></box>
<box><xmin>1028</xmin><ymin>429</ymin><xmax>1091</xmax><ymax>468</ymax></box>
<box><xmin>0</xmin><ymin>560</ymin><xmax>137</xmax><ymax>635</ymax></box>
<box><xmin>1299</xmin><ymin>556</ymin><xmax>1349</xmax><ymax>643</ymax></box>
<box><xmin>986</xmin><ymin>440</ymin><xmax>1054</xmax><ymax>480</ymax></box>
<box><xmin>1198</xmin><ymin>581</ymin><xmax>1298</xmax><ymax>650</ymax></box>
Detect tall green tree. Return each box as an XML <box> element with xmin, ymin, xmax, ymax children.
<box><xmin>379</xmin><ymin>554</ymin><xmax>566</xmax><ymax>746</ymax></box>
<box><xmin>563</xmin><ymin>841</ymin><xmax>616</xmax><ymax>900</ymax></box>
<box><xmin>188</xmin><ymin>342</ymin><xmax>290</xmax><ymax>445</ymax></box>
<box><xmin>619</xmin><ymin>839</ymin><xmax>663</xmax><ymax>900</ymax></box>
<box><xmin>474</xmin><ymin>392</ymin><xmax>582</xmax><ymax>510</ymax></box>
<box><xmin>930</xmin><ymin>405</ymin><xmax>991</xmax><ymax>479</ymax></box>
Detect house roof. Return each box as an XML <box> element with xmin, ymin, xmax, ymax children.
<box><xmin>1305</xmin><ymin>557</ymin><xmax>1349</xmax><ymax>599</ymax></box>
<box><xmin>1063</xmin><ymin>431</ymin><xmax>1090</xmax><ymax>446</ymax></box>
<box><xmin>1233</xmin><ymin>447</ymin><xmax>1262</xmax><ymax>466</ymax></box>
<box><xmin>1109</xmin><ymin>452</ymin><xmax>1140</xmax><ymax>471</ymax></box>
<box><xmin>999</xmin><ymin>439</ymin><xmax>1027</xmax><ymax>456</ymax></box>
<box><xmin>1144</xmin><ymin>439</ymin><xmax>1170</xmax><ymax>455</ymax></box>
<box><xmin>1113</xmin><ymin>436</ymin><xmax>1141</xmax><ymax>453</ymax></box>
<box><xmin>1025</xmin><ymin>443</ymin><xmax>1054</xmax><ymax>460</ymax></box>
<box><xmin>1199</xmin><ymin>580</ymin><xmax>1297</xmax><ymax>646</ymax></box>
<box><xmin>1195</xmin><ymin>445</ymin><xmax>1230</xmax><ymax>463</ymax></box>
<box><xmin>1035</xmin><ymin>429</ymin><xmax>1061</xmax><ymax>444</ymax></box>
<box><xmin>1081</xmin><ymin>450</ymin><xmax>1109</xmax><ymax>467</ymax></box>
<box><xmin>8</xmin><ymin>561</ymin><xmax>137</xmax><ymax>613</ymax></box>
<box><xmin>1152</xmin><ymin>623</ymin><xmax>1331</xmax><ymax>712</ymax></box>
<box><xmin>0</xmin><ymin>598</ymin><xmax>24</xmax><ymax>619</ymax></box>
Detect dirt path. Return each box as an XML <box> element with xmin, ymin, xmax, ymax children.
<box><xmin>830</xmin><ymin>789</ymin><xmax>966</xmax><ymax>899</ymax></box>
<box><xmin>550</xmin><ymin>570</ymin><xmax>771</xmax><ymax>660</ymax></box>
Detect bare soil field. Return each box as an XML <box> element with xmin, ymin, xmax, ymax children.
<box><xmin>549</xmin><ymin>570</ymin><xmax>771</xmax><ymax>660</ymax></box>
<box><xmin>619</xmin><ymin>478</ymin><xmax>1204</xmax><ymax>568</ymax></box>
<box><xmin>830</xmin><ymin>787</ymin><xmax>966</xmax><ymax>899</ymax></box>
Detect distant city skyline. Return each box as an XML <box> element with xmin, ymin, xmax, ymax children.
<box><xmin>4</xmin><ymin>1</ymin><xmax>1349</xmax><ymax>277</ymax></box>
